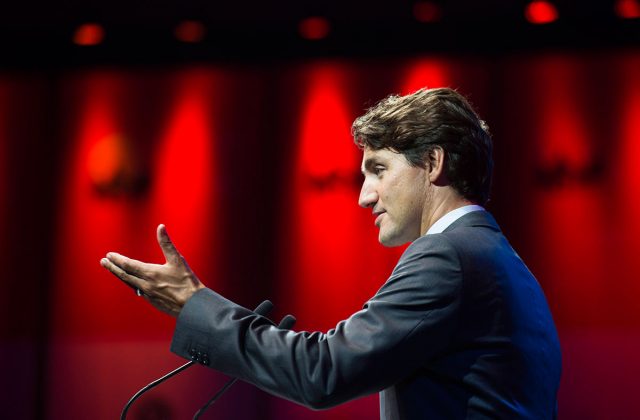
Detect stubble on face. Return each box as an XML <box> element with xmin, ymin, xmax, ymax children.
<box><xmin>360</xmin><ymin>148</ymin><xmax>429</xmax><ymax>247</ymax></box>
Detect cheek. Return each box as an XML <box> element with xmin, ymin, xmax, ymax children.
<box><xmin>383</xmin><ymin>176</ymin><xmax>403</xmax><ymax>199</ymax></box>
<box><xmin>399</xmin><ymin>183</ymin><xmax>425</xmax><ymax>215</ymax></box>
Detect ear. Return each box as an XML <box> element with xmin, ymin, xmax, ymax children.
<box><xmin>426</xmin><ymin>147</ymin><xmax>446</xmax><ymax>184</ymax></box>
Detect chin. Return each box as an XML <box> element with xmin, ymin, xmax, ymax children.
<box><xmin>379</xmin><ymin>224</ymin><xmax>419</xmax><ymax>247</ymax></box>
<box><xmin>378</xmin><ymin>232</ymin><xmax>409</xmax><ymax>248</ymax></box>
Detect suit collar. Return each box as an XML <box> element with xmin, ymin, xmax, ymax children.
<box><xmin>442</xmin><ymin>209</ymin><xmax>501</xmax><ymax>233</ymax></box>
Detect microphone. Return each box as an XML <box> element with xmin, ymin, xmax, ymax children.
<box><xmin>192</xmin><ymin>313</ymin><xmax>297</xmax><ymax>419</ymax></box>
<box><xmin>120</xmin><ymin>300</ymin><xmax>274</xmax><ymax>420</ymax></box>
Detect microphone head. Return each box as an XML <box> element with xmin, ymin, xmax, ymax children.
<box><xmin>278</xmin><ymin>314</ymin><xmax>297</xmax><ymax>330</ymax></box>
<box><xmin>254</xmin><ymin>300</ymin><xmax>274</xmax><ymax>316</ymax></box>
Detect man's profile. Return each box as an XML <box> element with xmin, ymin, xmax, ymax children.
<box><xmin>101</xmin><ymin>87</ymin><xmax>561</xmax><ymax>419</ymax></box>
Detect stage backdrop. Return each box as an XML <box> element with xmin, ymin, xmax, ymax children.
<box><xmin>1</xmin><ymin>49</ymin><xmax>639</xmax><ymax>419</ymax></box>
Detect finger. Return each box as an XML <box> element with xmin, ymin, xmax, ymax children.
<box><xmin>106</xmin><ymin>252</ymin><xmax>155</xmax><ymax>279</ymax></box>
<box><xmin>157</xmin><ymin>224</ymin><xmax>181</xmax><ymax>265</ymax></box>
<box><xmin>101</xmin><ymin>258</ymin><xmax>145</xmax><ymax>292</ymax></box>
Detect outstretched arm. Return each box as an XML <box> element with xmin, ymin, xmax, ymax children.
<box><xmin>100</xmin><ymin>224</ymin><xmax>205</xmax><ymax>317</ymax></box>
<box><xmin>171</xmin><ymin>234</ymin><xmax>462</xmax><ymax>408</ymax></box>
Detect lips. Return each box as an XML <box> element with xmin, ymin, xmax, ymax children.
<box><xmin>374</xmin><ymin>211</ymin><xmax>385</xmax><ymax>226</ymax></box>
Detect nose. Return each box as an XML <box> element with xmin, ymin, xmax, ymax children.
<box><xmin>358</xmin><ymin>177</ymin><xmax>378</xmax><ymax>208</ymax></box>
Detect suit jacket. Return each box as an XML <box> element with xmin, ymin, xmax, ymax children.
<box><xmin>171</xmin><ymin>211</ymin><xmax>562</xmax><ymax>419</ymax></box>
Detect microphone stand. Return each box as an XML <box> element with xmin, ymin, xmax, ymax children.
<box><xmin>120</xmin><ymin>300</ymin><xmax>274</xmax><ymax>420</ymax></box>
<box><xmin>121</xmin><ymin>361</ymin><xmax>195</xmax><ymax>420</ymax></box>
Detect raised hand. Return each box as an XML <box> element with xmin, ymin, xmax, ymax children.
<box><xmin>100</xmin><ymin>224</ymin><xmax>205</xmax><ymax>317</ymax></box>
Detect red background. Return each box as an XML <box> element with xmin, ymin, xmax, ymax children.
<box><xmin>1</xmin><ymin>50</ymin><xmax>639</xmax><ymax>419</ymax></box>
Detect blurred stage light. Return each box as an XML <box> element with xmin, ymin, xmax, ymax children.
<box><xmin>525</xmin><ymin>1</ymin><xmax>559</xmax><ymax>24</ymax></box>
<box><xmin>73</xmin><ymin>23</ymin><xmax>105</xmax><ymax>46</ymax></box>
<box><xmin>413</xmin><ymin>1</ymin><xmax>443</xmax><ymax>23</ymax></box>
<box><xmin>615</xmin><ymin>0</ymin><xmax>640</xmax><ymax>19</ymax></box>
<box><xmin>175</xmin><ymin>20</ymin><xmax>206</xmax><ymax>43</ymax></box>
<box><xmin>298</xmin><ymin>17</ymin><xmax>331</xmax><ymax>40</ymax></box>
<box><xmin>87</xmin><ymin>133</ymin><xmax>130</xmax><ymax>192</ymax></box>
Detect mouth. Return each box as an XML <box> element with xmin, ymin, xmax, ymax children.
<box><xmin>373</xmin><ymin>210</ymin><xmax>386</xmax><ymax>226</ymax></box>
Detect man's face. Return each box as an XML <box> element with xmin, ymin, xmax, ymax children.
<box><xmin>359</xmin><ymin>147</ymin><xmax>429</xmax><ymax>247</ymax></box>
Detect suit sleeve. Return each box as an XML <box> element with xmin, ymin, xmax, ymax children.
<box><xmin>170</xmin><ymin>234</ymin><xmax>462</xmax><ymax>409</ymax></box>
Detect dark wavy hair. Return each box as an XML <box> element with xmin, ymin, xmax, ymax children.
<box><xmin>352</xmin><ymin>87</ymin><xmax>493</xmax><ymax>205</ymax></box>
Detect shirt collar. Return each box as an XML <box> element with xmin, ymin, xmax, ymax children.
<box><xmin>425</xmin><ymin>204</ymin><xmax>485</xmax><ymax>235</ymax></box>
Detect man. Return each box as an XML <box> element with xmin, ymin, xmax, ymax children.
<box><xmin>101</xmin><ymin>87</ymin><xmax>561</xmax><ymax>419</ymax></box>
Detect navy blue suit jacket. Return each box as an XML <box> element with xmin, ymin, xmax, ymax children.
<box><xmin>171</xmin><ymin>211</ymin><xmax>562</xmax><ymax>419</ymax></box>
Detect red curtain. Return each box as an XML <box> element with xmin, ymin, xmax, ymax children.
<box><xmin>2</xmin><ymin>50</ymin><xmax>639</xmax><ymax>419</ymax></box>
<box><xmin>45</xmin><ymin>69</ymin><xmax>228</xmax><ymax>419</ymax></box>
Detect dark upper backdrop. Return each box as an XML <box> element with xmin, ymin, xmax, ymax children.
<box><xmin>1</xmin><ymin>1</ymin><xmax>639</xmax><ymax>419</ymax></box>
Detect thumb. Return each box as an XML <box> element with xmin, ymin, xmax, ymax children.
<box><xmin>157</xmin><ymin>224</ymin><xmax>181</xmax><ymax>265</ymax></box>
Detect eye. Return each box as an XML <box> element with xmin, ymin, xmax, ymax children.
<box><xmin>373</xmin><ymin>166</ymin><xmax>385</xmax><ymax>176</ymax></box>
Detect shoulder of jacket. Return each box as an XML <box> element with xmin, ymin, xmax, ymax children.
<box><xmin>408</xmin><ymin>232</ymin><xmax>457</xmax><ymax>251</ymax></box>
<box><xmin>398</xmin><ymin>233</ymin><xmax>462</xmax><ymax>264</ymax></box>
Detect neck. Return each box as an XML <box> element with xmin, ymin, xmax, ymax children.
<box><xmin>421</xmin><ymin>189</ymin><xmax>474</xmax><ymax>235</ymax></box>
